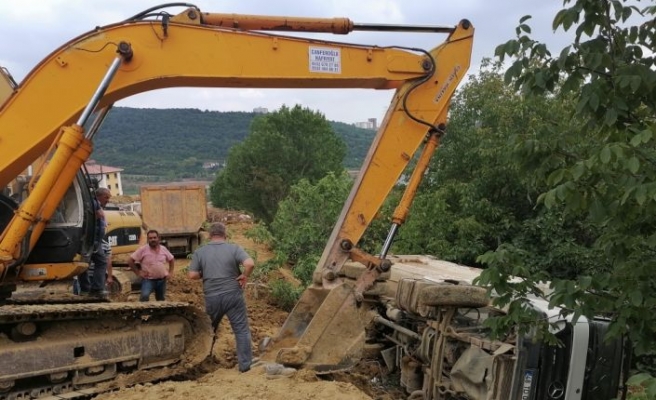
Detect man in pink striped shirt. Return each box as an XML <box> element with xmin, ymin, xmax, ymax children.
<box><xmin>128</xmin><ymin>230</ymin><xmax>175</xmax><ymax>301</ymax></box>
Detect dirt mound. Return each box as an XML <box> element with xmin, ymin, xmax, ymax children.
<box><xmin>161</xmin><ymin>271</ymin><xmax>288</xmax><ymax>369</ymax></box>
<box><xmin>96</xmin><ymin>365</ymin><xmax>372</xmax><ymax>400</ymax></box>
<box><xmin>207</xmin><ymin>208</ymin><xmax>254</xmax><ymax>224</ymax></box>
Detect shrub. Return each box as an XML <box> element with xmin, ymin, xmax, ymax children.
<box><xmin>269</xmin><ymin>279</ymin><xmax>304</xmax><ymax>311</ymax></box>
<box><xmin>270</xmin><ymin>172</ymin><xmax>352</xmax><ymax>264</ymax></box>
<box><xmin>245</xmin><ymin>223</ymin><xmax>274</xmax><ymax>245</ymax></box>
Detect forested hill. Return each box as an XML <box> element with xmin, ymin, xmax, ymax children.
<box><xmin>92</xmin><ymin>107</ymin><xmax>375</xmax><ymax>178</ymax></box>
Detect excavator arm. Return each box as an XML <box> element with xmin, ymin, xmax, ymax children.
<box><xmin>0</xmin><ymin>4</ymin><xmax>473</xmax><ymax>376</ymax></box>
<box><xmin>0</xmin><ymin>5</ymin><xmax>472</xmax><ymax>282</ymax></box>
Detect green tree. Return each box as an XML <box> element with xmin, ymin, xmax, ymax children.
<box><xmin>394</xmin><ymin>62</ymin><xmax>604</xmax><ymax>282</ymax></box>
<box><xmin>211</xmin><ymin>105</ymin><xmax>347</xmax><ymax>223</ymax></box>
<box><xmin>396</xmin><ymin>63</ymin><xmax>529</xmax><ymax>264</ymax></box>
<box><xmin>270</xmin><ymin>172</ymin><xmax>353</xmax><ymax>284</ymax></box>
<box><xmin>482</xmin><ymin>0</ymin><xmax>656</xmax><ymax>351</ymax></box>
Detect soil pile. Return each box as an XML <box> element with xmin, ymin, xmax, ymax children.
<box><xmin>96</xmin><ymin>366</ymin><xmax>371</xmax><ymax>400</ymax></box>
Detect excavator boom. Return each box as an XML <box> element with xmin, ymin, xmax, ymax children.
<box><xmin>0</xmin><ymin>15</ymin><xmax>444</xmax><ymax>188</ymax></box>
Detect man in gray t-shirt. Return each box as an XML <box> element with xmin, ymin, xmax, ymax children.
<box><xmin>188</xmin><ymin>222</ymin><xmax>255</xmax><ymax>372</ymax></box>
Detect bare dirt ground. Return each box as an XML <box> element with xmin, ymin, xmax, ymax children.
<box><xmin>94</xmin><ymin>210</ymin><xmax>392</xmax><ymax>400</ymax></box>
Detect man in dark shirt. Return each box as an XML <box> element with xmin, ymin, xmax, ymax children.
<box><xmin>77</xmin><ymin>187</ymin><xmax>111</xmax><ymax>298</ymax></box>
<box><xmin>187</xmin><ymin>222</ymin><xmax>255</xmax><ymax>372</ymax></box>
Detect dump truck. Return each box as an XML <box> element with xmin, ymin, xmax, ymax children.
<box><xmin>0</xmin><ymin>4</ymin><xmax>629</xmax><ymax>400</ymax></box>
<box><xmin>139</xmin><ymin>184</ymin><xmax>207</xmax><ymax>256</ymax></box>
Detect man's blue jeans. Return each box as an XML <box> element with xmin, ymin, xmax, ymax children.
<box><xmin>140</xmin><ymin>278</ymin><xmax>166</xmax><ymax>301</ymax></box>
<box><xmin>78</xmin><ymin>248</ymin><xmax>108</xmax><ymax>294</ymax></box>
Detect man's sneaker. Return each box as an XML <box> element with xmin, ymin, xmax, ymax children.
<box><xmin>239</xmin><ymin>357</ymin><xmax>261</xmax><ymax>373</ymax></box>
<box><xmin>265</xmin><ymin>363</ymin><xmax>296</xmax><ymax>377</ymax></box>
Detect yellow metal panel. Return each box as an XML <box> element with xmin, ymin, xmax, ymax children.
<box><xmin>19</xmin><ymin>261</ymin><xmax>88</xmax><ymax>281</ymax></box>
<box><xmin>0</xmin><ymin>68</ymin><xmax>15</xmax><ymax>107</ymax></box>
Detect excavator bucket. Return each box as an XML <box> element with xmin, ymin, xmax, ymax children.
<box><xmin>264</xmin><ymin>283</ymin><xmax>367</xmax><ymax>373</ymax></box>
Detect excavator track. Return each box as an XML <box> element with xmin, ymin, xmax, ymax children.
<box><xmin>0</xmin><ymin>301</ymin><xmax>212</xmax><ymax>400</ymax></box>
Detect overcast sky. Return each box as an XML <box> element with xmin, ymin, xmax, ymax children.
<box><xmin>0</xmin><ymin>1</ymin><xmax>568</xmax><ymax>124</ymax></box>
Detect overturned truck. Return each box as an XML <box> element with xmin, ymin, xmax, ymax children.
<box><xmin>264</xmin><ymin>255</ymin><xmax>629</xmax><ymax>400</ymax></box>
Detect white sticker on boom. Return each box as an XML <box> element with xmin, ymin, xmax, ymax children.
<box><xmin>309</xmin><ymin>47</ymin><xmax>341</xmax><ymax>74</ymax></box>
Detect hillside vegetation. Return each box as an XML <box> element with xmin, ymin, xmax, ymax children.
<box><xmin>92</xmin><ymin>107</ymin><xmax>375</xmax><ymax>178</ymax></box>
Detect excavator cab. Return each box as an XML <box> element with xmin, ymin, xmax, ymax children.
<box><xmin>25</xmin><ymin>173</ymin><xmax>96</xmax><ymax>266</ymax></box>
<box><xmin>0</xmin><ymin>172</ymin><xmax>95</xmax><ymax>297</ymax></box>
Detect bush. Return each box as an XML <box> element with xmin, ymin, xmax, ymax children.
<box><xmin>269</xmin><ymin>279</ymin><xmax>304</xmax><ymax>311</ymax></box>
<box><xmin>627</xmin><ymin>373</ymin><xmax>656</xmax><ymax>400</ymax></box>
<box><xmin>245</xmin><ymin>223</ymin><xmax>274</xmax><ymax>245</ymax></box>
<box><xmin>291</xmin><ymin>255</ymin><xmax>319</xmax><ymax>286</ymax></box>
<box><xmin>251</xmin><ymin>257</ymin><xmax>283</xmax><ymax>281</ymax></box>
<box><xmin>270</xmin><ymin>172</ymin><xmax>352</xmax><ymax>264</ymax></box>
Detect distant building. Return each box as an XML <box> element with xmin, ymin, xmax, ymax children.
<box><xmin>85</xmin><ymin>160</ymin><xmax>124</xmax><ymax>196</ymax></box>
<box><xmin>253</xmin><ymin>107</ymin><xmax>269</xmax><ymax>114</ymax></box>
<box><xmin>202</xmin><ymin>161</ymin><xmax>221</xmax><ymax>170</ymax></box>
<box><xmin>353</xmin><ymin>118</ymin><xmax>377</xmax><ymax>130</ymax></box>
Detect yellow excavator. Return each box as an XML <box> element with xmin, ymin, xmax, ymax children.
<box><xmin>0</xmin><ymin>4</ymin><xmax>628</xmax><ymax>400</ymax></box>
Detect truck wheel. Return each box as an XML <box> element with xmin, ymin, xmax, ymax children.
<box><xmin>107</xmin><ymin>279</ymin><xmax>121</xmax><ymax>295</ymax></box>
<box><xmin>190</xmin><ymin>234</ymin><xmax>202</xmax><ymax>253</ymax></box>
<box><xmin>418</xmin><ymin>283</ymin><xmax>488</xmax><ymax>308</ymax></box>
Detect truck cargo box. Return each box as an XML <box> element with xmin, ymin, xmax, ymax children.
<box><xmin>139</xmin><ymin>184</ymin><xmax>207</xmax><ymax>255</ymax></box>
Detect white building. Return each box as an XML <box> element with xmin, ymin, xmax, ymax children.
<box><xmin>353</xmin><ymin>118</ymin><xmax>377</xmax><ymax>130</ymax></box>
<box><xmin>85</xmin><ymin>161</ymin><xmax>124</xmax><ymax>196</ymax></box>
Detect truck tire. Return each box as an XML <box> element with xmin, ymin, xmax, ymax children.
<box><xmin>418</xmin><ymin>282</ymin><xmax>488</xmax><ymax>308</ymax></box>
<box><xmin>190</xmin><ymin>234</ymin><xmax>201</xmax><ymax>253</ymax></box>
